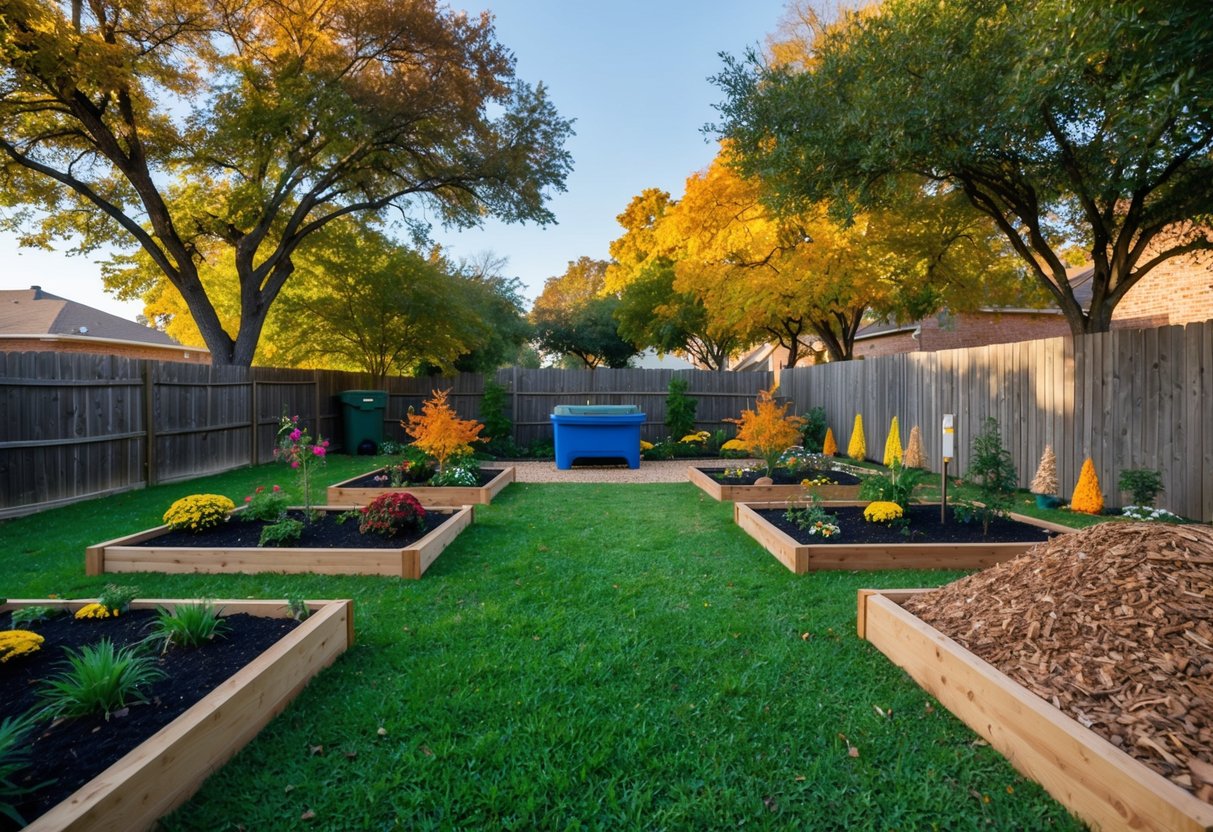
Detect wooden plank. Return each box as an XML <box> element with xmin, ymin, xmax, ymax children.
<box><xmin>859</xmin><ymin>590</ymin><xmax>1213</xmax><ymax>832</ymax></box>
<box><xmin>17</xmin><ymin>598</ymin><xmax>352</xmax><ymax>832</ymax></box>
<box><xmin>326</xmin><ymin>466</ymin><xmax>515</xmax><ymax>507</ymax></box>
<box><xmin>1203</xmin><ymin>321</ymin><xmax>1213</xmax><ymax>523</ymax></box>
<box><xmin>687</xmin><ymin>466</ymin><xmax>862</xmax><ymax>503</ymax></box>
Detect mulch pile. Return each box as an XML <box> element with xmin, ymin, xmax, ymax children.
<box><xmin>902</xmin><ymin>522</ymin><xmax>1213</xmax><ymax>804</ymax></box>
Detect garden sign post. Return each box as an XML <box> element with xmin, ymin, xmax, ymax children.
<box><xmin>941</xmin><ymin>414</ymin><xmax>955</xmax><ymax>524</ymax></box>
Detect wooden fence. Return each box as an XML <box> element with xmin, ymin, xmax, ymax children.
<box><xmin>0</xmin><ymin>357</ymin><xmax>771</xmax><ymax>517</ymax></box>
<box><xmin>780</xmin><ymin>320</ymin><xmax>1212</xmax><ymax>522</ymax></box>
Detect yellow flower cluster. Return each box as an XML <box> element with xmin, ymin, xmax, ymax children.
<box><xmin>75</xmin><ymin>602</ymin><xmax>117</xmax><ymax>620</ymax></box>
<box><xmin>0</xmin><ymin>629</ymin><xmax>44</xmax><ymax>662</ymax></box>
<box><xmin>1069</xmin><ymin>457</ymin><xmax>1104</xmax><ymax>514</ymax></box>
<box><xmin>680</xmin><ymin>431</ymin><xmax>711</xmax><ymax>444</ymax></box>
<box><xmin>163</xmin><ymin>493</ymin><xmax>236</xmax><ymax>532</ymax></box>
<box><xmin>863</xmin><ymin>501</ymin><xmax>904</xmax><ymax>523</ymax></box>
<box><xmin>721</xmin><ymin>439</ymin><xmax>748</xmax><ymax>452</ymax></box>
<box><xmin>883</xmin><ymin>416</ymin><xmax>903</xmax><ymax>467</ymax></box>
<box><xmin>640</xmin><ymin>440</ymin><xmax>654</xmax><ymax>451</ymax></box>
<box><xmin>848</xmin><ymin>414</ymin><xmax>867</xmax><ymax>461</ymax></box>
<box><xmin>800</xmin><ymin>476</ymin><xmax>832</xmax><ymax>487</ymax></box>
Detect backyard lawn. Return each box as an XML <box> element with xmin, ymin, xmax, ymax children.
<box><xmin>0</xmin><ymin>459</ymin><xmax>1086</xmax><ymax>830</ymax></box>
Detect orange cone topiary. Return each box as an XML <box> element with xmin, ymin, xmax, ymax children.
<box><xmin>1069</xmin><ymin>457</ymin><xmax>1104</xmax><ymax>514</ymax></box>
<box><xmin>822</xmin><ymin>427</ymin><xmax>837</xmax><ymax>457</ymax></box>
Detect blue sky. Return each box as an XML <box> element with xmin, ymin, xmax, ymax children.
<box><xmin>0</xmin><ymin>1</ymin><xmax>789</xmax><ymax>320</ymax></box>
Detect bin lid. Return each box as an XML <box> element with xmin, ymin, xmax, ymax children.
<box><xmin>552</xmin><ymin>404</ymin><xmax>642</xmax><ymax>416</ymax></box>
<box><xmin>338</xmin><ymin>390</ymin><xmax>388</xmax><ymax>405</ymax></box>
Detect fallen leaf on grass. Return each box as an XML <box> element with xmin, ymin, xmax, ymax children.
<box><xmin>309</xmin><ymin>744</ymin><xmax>324</xmax><ymax>756</ymax></box>
<box><xmin>301</xmin><ymin>809</ymin><xmax>316</xmax><ymax>821</ymax></box>
<box><xmin>420</xmin><ymin>744</ymin><xmax>434</xmax><ymax>757</ymax></box>
<box><xmin>344</xmin><ymin>750</ymin><xmax>357</xmax><ymax>760</ymax></box>
<box><xmin>872</xmin><ymin>704</ymin><xmax>891</xmax><ymax>719</ymax></box>
<box><xmin>794</xmin><ymin>775</ymin><xmax>806</xmax><ymax>782</ymax></box>
<box><xmin>762</xmin><ymin>796</ymin><xmax>779</xmax><ymax>812</ymax></box>
<box><xmin>377</xmin><ymin>727</ymin><xmax>387</xmax><ymax>737</ymax></box>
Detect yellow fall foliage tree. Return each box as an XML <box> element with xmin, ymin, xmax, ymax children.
<box><xmin>1069</xmin><ymin>457</ymin><xmax>1104</xmax><ymax>514</ymax></box>
<box><xmin>725</xmin><ymin>387</ymin><xmax>806</xmax><ymax>475</ymax></box>
<box><xmin>883</xmin><ymin>416</ymin><xmax>903</xmax><ymax>467</ymax></box>
<box><xmin>848</xmin><ymin>414</ymin><xmax>867</xmax><ymax>461</ymax></box>
<box><xmin>403</xmin><ymin>389</ymin><xmax>486</xmax><ymax>473</ymax></box>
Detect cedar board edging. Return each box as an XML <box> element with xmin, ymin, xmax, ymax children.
<box><xmin>857</xmin><ymin>589</ymin><xmax>1213</xmax><ymax>832</ymax></box>
<box><xmin>326</xmin><ymin>466</ymin><xmax>515</xmax><ymax>506</ymax></box>
<box><xmin>86</xmin><ymin>506</ymin><xmax>474</xmax><ymax>579</ymax></box>
<box><xmin>687</xmin><ymin>465</ymin><xmax>862</xmax><ymax>502</ymax></box>
<box><xmin>734</xmin><ymin>501</ymin><xmax>1074</xmax><ymax>573</ymax></box>
<box><xmin>6</xmin><ymin>598</ymin><xmax>353</xmax><ymax>832</ymax></box>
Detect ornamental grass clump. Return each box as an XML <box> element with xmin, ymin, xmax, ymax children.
<box><xmin>40</xmin><ymin>638</ymin><xmax>166</xmax><ymax>720</ymax></box>
<box><xmin>882</xmin><ymin>416</ymin><xmax>903</xmax><ymax>467</ymax></box>
<box><xmin>404</xmin><ymin>389</ymin><xmax>486</xmax><ymax>475</ymax></box>
<box><xmin>359</xmin><ymin>492</ymin><xmax>427</xmax><ymax>537</ymax></box>
<box><xmin>1070</xmin><ymin>457</ymin><xmax>1104</xmax><ymax>514</ymax></box>
<box><xmin>858</xmin><ymin>460</ymin><xmax>927</xmax><ymax>509</ymax></box>
<box><xmin>847</xmin><ymin>414</ymin><xmax>866</xmax><ymax>461</ymax></box>
<box><xmin>146</xmin><ymin>602</ymin><xmax>229</xmax><ymax>652</ymax></box>
<box><xmin>725</xmin><ymin>386</ymin><xmax>805</xmax><ymax>476</ymax></box>
<box><xmin>0</xmin><ymin>713</ymin><xmax>46</xmax><ymax>827</ymax></box>
<box><xmin>163</xmin><ymin>494</ymin><xmax>235</xmax><ymax>532</ymax></box>
<box><xmin>0</xmin><ymin>630</ymin><xmax>43</xmax><ymax>663</ymax></box>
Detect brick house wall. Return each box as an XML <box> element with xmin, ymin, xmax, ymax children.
<box><xmin>1108</xmin><ymin>254</ymin><xmax>1213</xmax><ymax>328</ymax></box>
<box><xmin>0</xmin><ymin>335</ymin><xmax>210</xmax><ymax>364</ymax></box>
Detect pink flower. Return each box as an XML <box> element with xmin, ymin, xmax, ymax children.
<box><xmin>291</xmin><ymin>460</ymin><xmax>300</xmax><ymax>469</ymax></box>
<box><xmin>255</xmin><ymin>486</ymin><xmax>265</xmax><ymax>494</ymax></box>
<box><xmin>245</xmin><ymin>496</ymin><xmax>252</xmax><ymax>502</ymax></box>
<box><xmin>290</xmin><ymin>428</ymin><xmax>302</xmax><ymax>442</ymax></box>
<box><xmin>272</xmin><ymin>485</ymin><xmax>281</xmax><ymax>492</ymax></box>
<box><xmin>313</xmin><ymin>446</ymin><xmax>326</xmax><ymax>457</ymax></box>
<box><xmin>321</xmin><ymin>440</ymin><xmax>330</xmax><ymax>448</ymax></box>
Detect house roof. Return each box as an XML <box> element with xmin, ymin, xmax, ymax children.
<box><xmin>0</xmin><ymin>285</ymin><xmax>182</xmax><ymax>346</ymax></box>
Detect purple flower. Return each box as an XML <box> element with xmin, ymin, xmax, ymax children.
<box><xmin>290</xmin><ymin>428</ymin><xmax>302</xmax><ymax>442</ymax></box>
<box><xmin>291</xmin><ymin>460</ymin><xmax>300</xmax><ymax>469</ymax></box>
<box><xmin>312</xmin><ymin>446</ymin><xmax>326</xmax><ymax>457</ymax></box>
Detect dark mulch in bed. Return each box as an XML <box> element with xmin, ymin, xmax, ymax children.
<box><xmin>0</xmin><ymin>609</ymin><xmax>299</xmax><ymax>828</ymax></box>
<box><xmin>138</xmin><ymin>509</ymin><xmax>449</xmax><ymax>549</ymax></box>
<box><xmin>757</xmin><ymin>504</ymin><xmax>1057</xmax><ymax>545</ymax></box>
<box><xmin>338</xmin><ymin>467</ymin><xmax>501</xmax><ymax>489</ymax></box>
<box><xmin>698</xmin><ymin>466</ymin><xmax>863</xmax><ymax>486</ymax></box>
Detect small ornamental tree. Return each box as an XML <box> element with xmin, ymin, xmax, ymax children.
<box><xmin>725</xmin><ymin>387</ymin><xmax>806</xmax><ymax>476</ymax></box>
<box><xmin>822</xmin><ymin>427</ymin><xmax>838</xmax><ymax>457</ymax></box>
<box><xmin>882</xmin><ymin>416</ymin><xmax>903</xmax><ymax>467</ymax></box>
<box><xmin>847</xmin><ymin>414</ymin><xmax>867</xmax><ymax>461</ymax></box>
<box><xmin>1030</xmin><ymin>446</ymin><xmax>1058</xmax><ymax>495</ymax></box>
<box><xmin>903</xmin><ymin>425</ymin><xmax>926</xmax><ymax>469</ymax></box>
<box><xmin>404</xmin><ymin>389</ymin><xmax>486</xmax><ymax>474</ymax></box>
<box><xmin>964</xmin><ymin>417</ymin><xmax>1018</xmax><ymax>536</ymax></box>
<box><xmin>665</xmin><ymin>378</ymin><xmax>699</xmax><ymax>440</ymax></box>
<box><xmin>1070</xmin><ymin>457</ymin><xmax>1104</xmax><ymax>514</ymax></box>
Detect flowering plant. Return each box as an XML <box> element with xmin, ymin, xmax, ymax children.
<box><xmin>679</xmin><ymin>431</ymin><xmax>711</xmax><ymax>444</ymax></box>
<box><xmin>275</xmin><ymin>415</ymin><xmax>329</xmax><ymax>520</ymax></box>
<box><xmin>163</xmin><ymin>494</ymin><xmax>235</xmax><ymax>532</ymax></box>
<box><xmin>1122</xmin><ymin>505</ymin><xmax>1183</xmax><ymax>522</ymax></box>
<box><xmin>242</xmin><ymin>484</ymin><xmax>288</xmax><ymax>522</ymax></box>
<box><xmin>784</xmin><ymin>495</ymin><xmax>841</xmax><ymax>538</ymax></box>
<box><xmin>0</xmin><ymin>630</ymin><xmax>43</xmax><ymax>662</ymax></box>
<box><xmin>75</xmin><ymin>602</ymin><xmax>114</xmax><ymax>620</ymax></box>
<box><xmin>800</xmin><ymin>475</ymin><xmax>833</xmax><ymax>488</ymax></box>
<box><xmin>725</xmin><ymin>386</ymin><xmax>806</xmax><ymax>476</ymax></box>
<box><xmin>359</xmin><ymin>492</ymin><xmax>427</xmax><ymax>537</ymax></box>
<box><xmin>863</xmin><ymin>501</ymin><xmax>904</xmax><ymax>523</ymax></box>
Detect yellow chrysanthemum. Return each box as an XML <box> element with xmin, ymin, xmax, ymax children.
<box><xmin>75</xmin><ymin>602</ymin><xmax>115</xmax><ymax>620</ymax></box>
<box><xmin>0</xmin><ymin>629</ymin><xmax>44</xmax><ymax>662</ymax></box>
<box><xmin>721</xmin><ymin>439</ymin><xmax>747</xmax><ymax>451</ymax></box>
<box><xmin>863</xmin><ymin>501</ymin><xmax>904</xmax><ymax>523</ymax></box>
<box><xmin>640</xmin><ymin>440</ymin><xmax>654</xmax><ymax>451</ymax></box>
<box><xmin>163</xmin><ymin>494</ymin><xmax>235</xmax><ymax>533</ymax></box>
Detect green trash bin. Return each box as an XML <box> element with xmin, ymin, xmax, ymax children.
<box><xmin>338</xmin><ymin>390</ymin><xmax>388</xmax><ymax>455</ymax></box>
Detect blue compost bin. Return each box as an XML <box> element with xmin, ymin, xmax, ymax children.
<box><xmin>550</xmin><ymin>405</ymin><xmax>645</xmax><ymax>469</ymax></box>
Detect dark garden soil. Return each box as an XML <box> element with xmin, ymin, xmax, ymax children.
<box><xmin>700</xmin><ymin>466</ymin><xmax>863</xmax><ymax>486</ymax></box>
<box><xmin>141</xmin><ymin>509</ymin><xmax>447</xmax><ymax>549</ymax></box>
<box><xmin>758</xmin><ymin>504</ymin><xmax>1055</xmax><ymax>545</ymax></box>
<box><xmin>340</xmin><ymin>467</ymin><xmax>500</xmax><ymax>489</ymax></box>
<box><xmin>0</xmin><ymin>609</ymin><xmax>299</xmax><ymax>828</ymax></box>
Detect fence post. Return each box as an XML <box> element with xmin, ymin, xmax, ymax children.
<box><xmin>250</xmin><ymin>378</ymin><xmax>258</xmax><ymax>466</ymax></box>
<box><xmin>511</xmin><ymin>365</ymin><xmax>519</xmax><ymax>446</ymax></box>
<box><xmin>143</xmin><ymin>362</ymin><xmax>157</xmax><ymax>487</ymax></box>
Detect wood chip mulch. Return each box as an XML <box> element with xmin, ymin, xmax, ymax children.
<box><xmin>901</xmin><ymin>521</ymin><xmax>1213</xmax><ymax>804</ymax></box>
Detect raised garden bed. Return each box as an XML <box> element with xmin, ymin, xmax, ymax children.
<box><xmin>86</xmin><ymin>506</ymin><xmax>473</xmax><ymax>579</ymax></box>
<box><xmin>326</xmin><ymin>465</ymin><xmax>515</xmax><ymax>506</ymax></box>
<box><xmin>857</xmin><ymin>588</ymin><xmax>1213</xmax><ymax>832</ymax></box>
<box><xmin>4</xmin><ymin>597</ymin><xmax>352</xmax><ymax>832</ymax></box>
<box><xmin>735</xmin><ymin>502</ymin><xmax>1073</xmax><ymax>573</ymax></box>
<box><xmin>688</xmin><ymin>464</ymin><xmax>863</xmax><ymax>502</ymax></box>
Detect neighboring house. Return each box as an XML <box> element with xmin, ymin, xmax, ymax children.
<box><xmin>0</xmin><ymin>285</ymin><xmax>208</xmax><ymax>364</ymax></box>
<box><xmin>731</xmin><ymin>251</ymin><xmax>1213</xmax><ymax>369</ymax></box>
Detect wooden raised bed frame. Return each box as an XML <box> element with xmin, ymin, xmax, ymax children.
<box><xmin>735</xmin><ymin>501</ymin><xmax>1074</xmax><ymax>573</ymax></box>
<box><xmin>8</xmin><ymin>597</ymin><xmax>353</xmax><ymax>832</ymax></box>
<box><xmin>326</xmin><ymin>465</ymin><xmax>515</xmax><ymax>506</ymax></box>
<box><xmin>687</xmin><ymin>465</ymin><xmax>862</xmax><ymax>503</ymax></box>
<box><xmin>86</xmin><ymin>505</ymin><xmax>473</xmax><ymax>579</ymax></box>
<box><xmin>857</xmin><ymin>589</ymin><xmax>1213</xmax><ymax>832</ymax></box>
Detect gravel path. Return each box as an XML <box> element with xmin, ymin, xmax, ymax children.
<box><xmin>486</xmin><ymin>458</ymin><xmax>757</xmax><ymax>483</ymax></box>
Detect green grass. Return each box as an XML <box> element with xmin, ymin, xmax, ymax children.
<box><xmin>0</xmin><ymin>458</ymin><xmax>1089</xmax><ymax>830</ymax></box>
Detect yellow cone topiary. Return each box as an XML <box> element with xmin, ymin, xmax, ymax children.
<box><xmin>882</xmin><ymin>416</ymin><xmax>903</xmax><ymax>467</ymax></box>
<box><xmin>847</xmin><ymin>414</ymin><xmax>866</xmax><ymax>461</ymax></box>
<box><xmin>903</xmin><ymin>425</ymin><xmax>925</xmax><ymax>469</ymax></box>
<box><xmin>822</xmin><ymin>427</ymin><xmax>837</xmax><ymax>457</ymax></box>
<box><xmin>1070</xmin><ymin>457</ymin><xmax>1104</xmax><ymax>514</ymax></box>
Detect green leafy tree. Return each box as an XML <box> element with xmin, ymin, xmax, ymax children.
<box><xmin>713</xmin><ymin>0</ymin><xmax>1213</xmax><ymax>335</ymax></box>
<box><xmin>0</xmin><ymin>0</ymin><xmax>573</xmax><ymax>365</ymax></box>
<box><xmin>664</xmin><ymin>378</ymin><xmax>698</xmax><ymax>439</ymax></box>
<box><xmin>530</xmin><ymin>257</ymin><xmax>639</xmax><ymax>368</ymax></box>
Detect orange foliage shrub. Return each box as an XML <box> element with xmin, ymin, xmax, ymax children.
<box><xmin>725</xmin><ymin>386</ymin><xmax>805</xmax><ymax>475</ymax></box>
<box><xmin>403</xmin><ymin>389</ymin><xmax>486</xmax><ymax>472</ymax></box>
<box><xmin>1069</xmin><ymin>457</ymin><xmax>1104</xmax><ymax>514</ymax></box>
<box><xmin>822</xmin><ymin>427</ymin><xmax>837</xmax><ymax>457</ymax></box>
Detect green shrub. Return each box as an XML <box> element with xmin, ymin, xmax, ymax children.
<box><xmin>259</xmin><ymin>518</ymin><xmax>303</xmax><ymax>547</ymax></box>
<box><xmin>0</xmin><ymin>712</ymin><xmax>51</xmax><ymax>826</ymax></box>
<box><xmin>242</xmin><ymin>484</ymin><xmax>289</xmax><ymax>521</ymax></box>
<box><xmin>98</xmin><ymin>583</ymin><xmax>139</xmax><ymax>615</ymax></box>
<box><xmin>479</xmin><ymin>381</ymin><xmax>515</xmax><ymax>455</ymax></box>
<box><xmin>40</xmin><ymin>638</ymin><xmax>166</xmax><ymax>720</ymax></box>
<box><xmin>1117</xmin><ymin>468</ymin><xmax>1163</xmax><ymax>507</ymax></box>
<box><xmin>147</xmin><ymin>602</ymin><xmax>230</xmax><ymax>651</ymax></box>
<box><xmin>800</xmin><ymin>406</ymin><xmax>828</xmax><ymax>453</ymax></box>
<box><xmin>858</xmin><ymin>461</ymin><xmax>928</xmax><ymax>509</ymax></box>
<box><xmin>9</xmin><ymin>606</ymin><xmax>63</xmax><ymax>627</ymax></box>
<box><xmin>664</xmin><ymin>378</ymin><xmax>698</xmax><ymax>441</ymax></box>
<box><xmin>957</xmin><ymin>417</ymin><xmax>1018</xmax><ymax>536</ymax></box>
